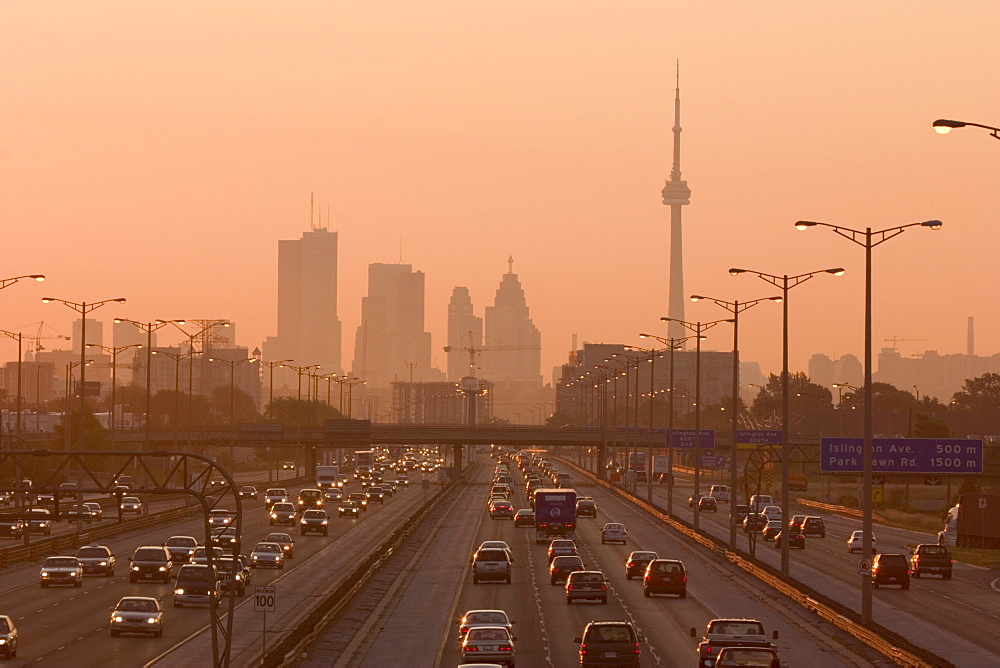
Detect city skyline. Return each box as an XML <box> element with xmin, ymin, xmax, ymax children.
<box><xmin>2</xmin><ymin>2</ymin><xmax>998</xmax><ymax>390</ymax></box>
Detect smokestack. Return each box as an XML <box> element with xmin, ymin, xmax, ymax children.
<box><xmin>967</xmin><ymin>317</ymin><xmax>974</xmax><ymax>357</ymax></box>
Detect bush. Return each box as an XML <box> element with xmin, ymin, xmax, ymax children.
<box><xmin>839</xmin><ymin>495</ymin><xmax>858</xmax><ymax>509</ymax></box>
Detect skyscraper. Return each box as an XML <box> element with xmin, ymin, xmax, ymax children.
<box><xmin>661</xmin><ymin>65</ymin><xmax>692</xmax><ymax>344</ymax></box>
<box><xmin>447</xmin><ymin>286</ymin><xmax>483</xmax><ymax>381</ymax></box>
<box><xmin>263</xmin><ymin>226</ymin><xmax>342</xmax><ymax>374</ymax></box>
<box><xmin>352</xmin><ymin>263</ymin><xmax>440</xmax><ymax>389</ymax></box>
<box><xmin>481</xmin><ymin>257</ymin><xmax>541</xmax><ymax>385</ymax></box>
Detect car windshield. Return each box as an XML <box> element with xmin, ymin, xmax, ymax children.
<box><xmin>76</xmin><ymin>547</ymin><xmax>108</xmax><ymax>558</ymax></box>
<box><xmin>711</xmin><ymin>622</ymin><xmax>763</xmax><ymax>635</ymax></box>
<box><xmin>475</xmin><ymin>550</ymin><xmax>508</xmax><ymax>561</ymax></box>
<box><xmin>123</xmin><ymin>497</ymin><xmax>139</xmax><ymax>503</ymax></box>
<box><xmin>166</xmin><ymin>537</ymin><xmax>195</xmax><ymax>547</ymax></box>
<box><xmin>589</xmin><ymin>625</ymin><xmax>634</xmax><ymax>643</ymax></box>
<box><xmin>718</xmin><ymin>649</ymin><xmax>776</xmax><ymax>666</ymax></box>
<box><xmin>631</xmin><ymin>552</ymin><xmax>656</xmax><ymax>560</ymax></box>
<box><xmin>266</xmin><ymin>534</ymin><xmax>290</xmax><ymax>542</ymax></box>
<box><xmin>0</xmin><ymin>619</ymin><xmax>8</xmax><ymax>633</ymax></box>
<box><xmin>467</xmin><ymin>612</ymin><xmax>508</xmax><ymax>624</ymax></box>
<box><xmin>267</xmin><ymin>489</ymin><xmax>286</xmax><ymax>496</ymax></box>
<box><xmin>179</xmin><ymin>566</ymin><xmax>215</xmax><ymax>582</ymax></box>
<box><xmin>46</xmin><ymin>557</ymin><xmax>77</xmax><ymax>567</ymax></box>
<box><xmin>273</xmin><ymin>503</ymin><xmax>294</xmax><ymax>511</ymax></box>
<box><xmin>135</xmin><ymin>549</ymin><xmax>166</xmax><ymax>560</ymax></box>
<box><xmin>920</xmin><ymin>545</ymin><xmax>948</xmax><ymax>554</ymax></box>
<box><xmin>304</xmin><ymin>511</ymin><xmax>325</xmax><ymax>518</ymax></box>
<box><xmin>118</xmin><ymin>599</ymin><xmax>157</xmax><ymax>612</ymax></box>
<box><xmin>605</xmin><ymin>524</ymin><xmax>623</xmax><ymax>530</ymax></box>
<box><xmin>255</xmin><ymin>544</ymin><xmax>280</xmax><ymax>553</ymax></box>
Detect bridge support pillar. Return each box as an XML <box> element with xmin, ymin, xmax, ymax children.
<box><xmin>453</xmin><ymin>443</ymin><xmax>463</xmax><ymax>473</ymax></box>
<box><xmin>597</xmin><ymin>442</ymin><xmax>606</xmax><ymax>480</ymax></box>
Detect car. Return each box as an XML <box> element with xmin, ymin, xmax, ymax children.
<box><xmin>549</xmin><ymin>555</ymin><xmax>585</xmax><ymax>585</ymax></box>
<box><xmin>300</xmin><ymin>509</ymin><xmax>330</xmax><ymax>535</ymax></box>
<box><xmin>40</xmin><ymin>556</ymin><xmax>83</xmax><ymax>587</ymax></box>
<box><xmin>26</xmin><ymin>507</ymin><xmax>53</xmax><ymax>534</ymax></box>
<box><xmin>163</xmin><ymin>535</ymin><xmax>199</xmax><ymax>563</ymax></box>
<box><xmin>761</xmin><ymin>520</ymin><xmax>782</xmax><ymax>541</ymax></box>
<box><xmin>773</xmin><ymin>529</ymin><xmax>805</xmax><ymax>549</ymax></box>
<box><xmin>476</xmin><ymin>541</ymin><xmax>513</xmax><ymax>563</ymax></box>
<box><xmin>57</xmin><ymin>481</ymin><xmax>79</xmax><ymax>500</ymax></box>
<box><xmin>264</xmin><ymin>532</ymin><xmax>295</xmax><ymax>558</ymax></box>
<box><xmin>709</xmin><ymin>484</ymin><xmax>731</xmax><ymax>503</ymax></box>
<box><xmin>871</xmin><ymin>553</ymin><xmax>910</xmax><ymax>589</ymax></box>
<box><xmin>297</xmin><ymin>489</ymin><xmax>324</xmax><ymax>509</ymax></box>
<box><xmin>0</xmin><ymin>614</ymin><xmax>18</xmax><ymax>659</ymax></box>
<box><xmin>238</xmin><ymin>485</ymin><xmax>257</xmax><ymax>499</ymax></box>
<box><xmin>625</xmin><ymin>551</ymin><xmax>658</xmax><ymax>579</ymax></box>
<box><xmin>643</xmin><ymin>558</ymin><xmax>686</xmax><ymax>598</ymax></box>
<box><xmin>395</xmin><ymin>473</ymin><xmax>409</xmax><ymax>485</ymax></box>
<box><xmin>75</xmin><ymin>544</ymin><xmax>116</xmax><ymax>576</ymax></box>
<box><xmin>576</xmin><ymin>498</ymin><xmax>598</xmax><ymax>518</ymax></box>
<box><xmin>800</xmin><ymin>516</ymin><xmax>826</xmax><ymax>537</ymax></box>
<box><xmin>339</xmin><ymin>501</ymin><xmax>360</xmax><ymax>517</ymax></box>
<box><xmin>788</xmin><ymin>514</ymin><xmax>807</xmax><ymax>531</ymax></box>
<box><xmin>83</xmin><ymin>501</ymin><xmax>104</xmax><ymax>519</ymax></box>
<box><xmin>210</xmin><ymin>527</ymin><xmax>239</xmax><ymax>553</ymax></box>
<box><xmin>513</xmin><ymin>509</ymin><xmax>534</xmax><ymax>527</ymax></box>
<box><xmin>458</xmin><ymin>609</ymin><xmax>514</xmax><ymax>641</ymax></box>
<box><xmin>35</xmin><ymin>492</ymin><xmax>55</xmax><ymax>506</ymax></box>
<box><xmin>264</xmin><ymin>488</ymin><xmax>288</xmax><ymax>508</ymax></box>
<box><xmin>471</xmin><ymin>547</ymin><xmax>512</xmax><ymax>584</ymax></box>
<box><xmin>64</xmin><ymin>504</ymin><xmax>93</xmax><ymax>522</ymax></box>
<box><xmin>110</xmin><ymin>596</ymin><xmax>164</xmax><ymax>637</ymax></box>
<box><xmin>698</xmin><ymin>496</ymin><xmax>718</xmax><ymax>513</ymax></box>
<box><xmin>749</xmin><ymin>494</ymin><xmax>774</xmax><ymax>513</ymax></box>
<box><xmin>847</xmin><ymin>530</ymin><xmax>876</xmax><ymax>554</ymax></box>
<box><xmin>366</xmin><ymin>487</ymin><xmax>385</xmax><ymax>504</ymax></box>
<box><xmin>910</xmin><ymin>544</ymin><xmax>953</xmax><ymax>579</ymax></box>
<box><xmin>281</xmin><ymin>461</ymin><xmax>295</xmax><ymax>471</ymax></box>
<box><xmin>173</xmin><ymin>563</ymin><xmax>219</xmax><ymax>607</ymax></box>
<box><xmin>460</xmin><ymin>626</ymin><xmax>516</xmax><ymax>667</ymax></box>
<box><xmin>742</xmin><ymin>513</ymin><xmax>766</xmax><ymax>533</ymax></box>
<box><xmin>348</xmin><ymin>492</ymin><xmax>369</xmax><ymax>510</ymax></box>
<box><xmin>323</xmin><ymin>489</ymin><xmax>344</xmax><ymax>504</ymax></box>
<box><xmin>270</xmin><ymin>502</ymin><xmax>297</xmax><ymax>525</ymax></box>
<box><xmin>210</xmin><ymin>477</ymin><xmax>227</xmax><ymax>488</ymax></box>
<box><xmin>548</xmin><ymin>539</ymin><xmax>578</xmax><ymax>562</ymax></box>
<box><xmin>490</xmin><ymin>500</ymin><xmax>515</xmax><ymax>519</ymax></box>
<box><xmin>713</xmin><ymin>646</ymin><xmax>780</xmax><ymax>667</ymax></box>
<box><xmin>120</xmin><ymin>496</ymin><xmax>143</xmax><ymax>514</ymax></box>
<box><xmin>250</xmin><ymin>542</ymin><xmax>285</xmax><ymax>569</ymax></box>
<box><xmin>129</xmin><ymin>545</ymin><xmax>174</xmax><ymax>583</ymax></box>
<box><xmin>734</xmin><ymin>504</ymin><xmax>751</xmax><ymax>523</ymax></box>
<box><xmin>0</xmin><ymin>516</ymin><xmax>25</xmax><ymax>538</ymax></box>
<box><xmin>601</xmin><ymin>523</ymin><xmax>627</xmax><ymax>545</ymax></box>
<box><xmin>760</xmin><ymin>505</ymin><xmax>782</xmax><ymax>521</ymax></box>
<box><xmin>565</xmin><ymin>570</ymin><xmax>608</xmax><ymax>604</ymax></box>
<box><xmin>190</xmin><ymin>546</ymin><xmax>226</xmax><ymax>565</ymax></box>
<box><xmin>575</xmin><ymin>620</ymin><xmax>643</xmax><ymax>668</ymax></box>
<box><xmin>208</xmin><ymin>509</ymin><xmax>234</xmax><ymax>527</ymax></box>
<box><xmin>216</xmin><ymin>556</ymin><xmax>250</xmax><ymax>596</ymax></box>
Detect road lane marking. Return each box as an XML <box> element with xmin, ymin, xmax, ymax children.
<box><xmin>523</xmin><ymin>517</ymin><xmax>554</xmax><ymax>667</ymax></box>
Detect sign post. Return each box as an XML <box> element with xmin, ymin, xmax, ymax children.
<box><xmin>255</xmin><ymin>585</ymin><xmax>276</xmax><ymax>663</ymax></box>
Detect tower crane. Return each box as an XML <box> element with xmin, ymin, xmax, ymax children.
<box><xmin>444</xmin><ymin>331</ymin><xmax>540</xmax><ymax>378</ymax></box>
<box><xmin>884</xmin><ymin>336</ymin><xmax>924</xmax><ymax>349</ymax></box>
<box><xmin>20</xmin><ymin>322</ymin><xmax>70</xmax><ymax>354</ymax></box>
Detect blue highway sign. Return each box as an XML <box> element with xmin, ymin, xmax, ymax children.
<box><xmin>670</xmin><ymin>429</ymin><xmax>715</xmax><ymax>449</ymax></box>
<box><xmin>820</xmin><ymin>438</ymin><xmax>983</xmax><ymax>474</ymax></box>
<box><xmin>737</xmin><ymin>429</ymin><xmax>782</xmax><ymax>444</ymax></box>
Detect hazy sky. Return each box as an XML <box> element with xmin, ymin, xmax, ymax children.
<box><xmin>3</xmin><ymin>1</ymin><xmax>998</xmax><ymax>395</ymax></box>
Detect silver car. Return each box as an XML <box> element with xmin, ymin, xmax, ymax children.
<box><xmin>0</xmin><ymin>614</ymin><xmax>18</xmax><ymax>659</ymax></box>
<box><xmin>269</xmin><ymin>502</ymin><xmax>296</xmax><ymax>526</ymax></box>
<box><xmin>120</xmin><ymin>496</ymin><xmax>143</xmax><ymax>514</ymax></box>
<box><xmin>208</xmin><ymin>509</ymin><xmax>233</xmax><ymax>527</ymax></box>
<box><xmin>250</xmin><ymin>542</ymin><xmax>284</xmax><ymax>569</ymax></box>
<box><xmin>75</xmin><ymin>544</ymin><xmax>116</xmax><ymax>576</ymax></box>
<box><xmin>40</xmin><ymin>556</ymin><xmax>83</xmax><ymax>588</ymax></box>
<box><xmin>110</xmin><ymin>596</ymin><xmax>164</xmax><ymax>637</ymax></box>
<box><xmin>164</xmin><ymin>535</ymin><xmax>199</xmax><ymax>563</ymax></box>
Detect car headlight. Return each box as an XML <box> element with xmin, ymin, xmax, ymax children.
<box><xmin>175</xmin><ymin>588</ymin><xmax>184</xmax><ymax>595</ymax></box>
<box><xmin>99</xmin><ymin>561</ymin><xmax>108</xmax><ymax>566</ymax></box>
<box><xmin>235</xmin><ymin>574</ymin><xmax>242</xmax><ymax>580</ymax></box>
<box><xmin>113</xmin><ymin>616</ymin><xmax>123</xmax><ymax>622</ymax></box>
<box><xmin>131</xmin><ymin>566</ymin><xmax>139</xmax><ymax>571</ymax></box>
<box><xmin>275</xmin><ymin>555</ymin><xmax>283</xmax><ymax>561</ymax></box>
<box><xmin>321</xmin><ymin>520</ymin><xmax>328</xmax><ymax>525</ymax></box>
<box><xmin>147</xmin><ymin>617</ymin><xmax>157</xmax><ymax>624</ymax></box>
<box><xmin>0</xmin><ymin>638</ymin><xmax>6</xmax><ymax>644</ymax></box>
<box><xmin>41</xmin><ymin>572</ymin><xmax>49</xmax><ymax>577</ymax></box>
<box><xmin>270</xmin><ymin>513</ymin><xmax>278</xmax><ymax>518</ymax></box>
<box><xmin>300</xmin><ymin>519</ymin><xmax>307</xmax><ymax>524</ymax></box>
<box><xmin>252</xmin><ymin>555</ymin><xmax>259</xmax><ymax>561</ymax></box>
<box><xmin>158</xmin><ymin>566</ymin><xmax>167</xmax><ymax>571</ymax></box>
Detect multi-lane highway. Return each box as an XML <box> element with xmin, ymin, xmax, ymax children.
<box><xmin>295</xmin><ymin>455</ymin><xmax>887</xmax><ymax>667</ymax></box>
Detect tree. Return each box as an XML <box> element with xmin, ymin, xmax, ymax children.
<box><xmin>210</xmin><ymin>386</ymin><xmax>260</xmax><ymax>425</ymax></box>
<box><xmin>912</xmin><ymin>413</ymin><xmax>950</xmax><ymax>438</ymax></box>
<box><xmin>265</xmin><ymin>397</ymin><xmax>343</xmax><ymax>426</ymax></box>
<box><xmin>545</xmin><ymin>410</ymin><xmax>577</xmax><ymax>428</ymax></box>
<box><xmin>950</xmin><ymin>373</ymin><xmax>1000</xmax><ymax>412</ymax></box>
<box><xmin>750</xmin><ymin>372</ymin><xmax>833</xmax><ymax>418</ymax></box>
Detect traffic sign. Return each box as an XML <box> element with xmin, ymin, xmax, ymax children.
<box><xmin>820</xmin><ymin>438</ymin><xmax>983</xmax><ymax>473</ymax></box>
<box><xmin>737</xmin><ymin>430</ymin><xmax>782</xmax><ymax>445</ymax></box>
<box><xmin>872</xmin><ymin>475</ymin><xmax>885</xmax><ymax>486</ymax></box>
<box><xmin>924</xmin><ymin>476</ymin><xmax>942</xmax><ymax>486</ymax></box>
<box><xmin>670</xmin><ymin>429</ymin><xmax>715</xmax><ymax>449</ymax></box>
<box><xmin>979</xmin><ymin>497</ymin><xmax>988</xmax><ymax>510</ymax></box>
<box><xmin>653</xmin><ymin>455</ymin><xmax>671</xmax><ymax>473</ymax></box>
<box><xmin>254</xmin><ymin>586</ymin><xmax>276</xmax><ymax>612</ymax></box>
<box><xmin>857</xmin><ymin>559</ymin><xmax>871</xmax><ymax>576</ymax></box>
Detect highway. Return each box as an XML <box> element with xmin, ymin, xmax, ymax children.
<box><xmin>0</xmin><ymin>471</ymin><xmax>430</xmax><ymax>667</ymax></box>
<box><xmin>296</xmin><ymin>456</ymin><xmax>886</xmax><ymax>667</ymax></box>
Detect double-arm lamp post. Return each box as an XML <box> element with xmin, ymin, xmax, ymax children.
<box><xmin>260</xmin><ymin>360</ymin><xmax>292</xmax><ymax>419</ymax></box>
<box><xmin>43</xmin><ymin>296</ymin><xmax>126</xmax><ymax>449</ymax></box>
<box><xmin>794</xmin><ymin>217</ymin><xmax>941</xmax><ymax>624</ymax></box>
<box><xmin>86</xmin><ymin>343</ymin><xmax>142</xmax><ymax>443</ymax></box>
<box><xmin>688</xmin><ymin>294</ymin><xmax>782</xmax><ymax>550</ymax></box>
<box><xmin>621</xmin><ymin>346</ymin><xmax>662</xmax><ymax>502</ymax></box>
<box><xmin>208</xmin><ymin>356</ymin><xmax>260</xmax><ymax>426</ymax></box>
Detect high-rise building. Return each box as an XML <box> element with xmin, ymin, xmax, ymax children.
<box><xmin>482</xmin><ymin>257</ymin><xmax>542</xmax><ymax>385</ymax></box>
<box><xmin>72</xmin><ymin>318</ymin><xmax>103</xmax><ymax>355</ymax></box>
<box><xmin>809</xmin><ymin>353</ymin><xmax>862</xmax><ymax>390</ymax></box>
<box><xmin>351</xmin><ymin>263</ymin><xmax>441</xmax><ymax>390</ymax></box>
<box><xmin>661</xmin><ymin>66</ymin><xmax>692</xmax><ymax>345</ymax></box>
<box><xmin>263</xmin><ymin>226</ymin><xmax>342</xmax><ymax>378</ymax></box>
<box><xmin>447</xmin><ymin>286</ymin><xmax>483</xmax><ymax>381</ymax></box>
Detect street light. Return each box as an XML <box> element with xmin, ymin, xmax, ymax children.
<box><xmin>795</xmin><ymin>217</ymin><xmax>940</xmax><ymax>624</ymax></box>
<box><xmin>44</xmin><ymin>296</ymin><xmax>126</xmax><ymax>449</ymax></box>
<box><xmin>63</xmin><ymin>360</ymin><xmax>93</xmax><ymax>449</ymax></box>
<box><xmin>658</xmin><ymin>318</ymin><xmax>732</xmax><ymax>532</ymax></box>
<box><xmin>832</xmin><ymin>382</ymin><xmax>861</xmax><ymax>406</ymax></box>
<box><xmin>170</xmin><ymin>320</ymin><xmax>231</xmax><ymax>440</ymax></box>
<box><xmin>151</xmin><ymin>348</ymin><xmax>202</xmax><ymax>447</ymax></box>
<box><xmin>86</xmin><ymin>343</ymin><xmax>142</xmax><ymax>442</ymax></box>
<box><xmin>689</xmin><ymin>293</ymin><xmax>782</xmax><ymax>550</ymax></box>
<box><xmin>932</xmin><ymin>118</ymin><xmax>1000</xmax><ymax>141</ymax></box>
<box><xmin>728</xmin><ymin>266</ymin><xmax>843</xmax><ymax>575</ymax></box>
<box><xmin>260</xmin><ymin>360</ymin><xmax>293</xmax><ymax>419</ymax></box>
<box><xmin>207</xmin><ymin>357</ymin><xmax>259</xmax><ymax>426</ymax></box>
<box><xmin>621</xmin><ymin>347</ymin><xmax>661</xmax><ymax>500</ymax></box>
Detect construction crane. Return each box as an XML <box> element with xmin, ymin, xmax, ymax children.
<box><xmin>19</xmin><ymin>322</ymin><xmax>70</xmax><ymax>354</ymax></box>
<box><xmin>444</xmin><ymin>331</ymin><xmax>540</xmax><ymax>378</ymax></box>
<box><xmin>884</xmin><ymin>336</ymin><xmax>924</xmax><ymax>349</ymax></box>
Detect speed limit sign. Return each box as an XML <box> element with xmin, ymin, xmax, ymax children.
<box><xmin>254</xmin><ymin>586</ymin><xmax>276</xmax><ymax>612</ymax></box>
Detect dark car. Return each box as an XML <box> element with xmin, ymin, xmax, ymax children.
<box><xmin>576</xmin><ymin>499</ymin><xmax>598</xmax><ymax>518</ymax></box>
<box><xmin>365</xmin><ymin>487</ymin><xmax>385</xmax><ymax>504</ymax></box>
<box><xmin>910</xmin><ymin>544</ymin><xmax>952</xmax><ymax>579</ymax></box>
<box><xmin>565</xmin><ymin>570</ymin><xmax>608</xmax><ymax>604</ymax></box>
<box><xmin>698</xmin><ymin>496</ymin><xmax>718</xmax><ymax>513</ymax></box>
<box><xmin>299</xmin><ymin>509</ymin><xmax>330</xmax><ymax>536</ymax></box>
<box><xmin>734</xmin><ymin>504</ymin><xmax>751</xmax><ymax>524</ymax></box>
<box><xmin>339</xmin><ymin>501</ymin><xmax>360</xmax><ymax>518</ymax></box>
<box><xmin>75</xmin><ymin>544</ymin><xmax>116</xmax><ymax>576</ymax></box>
<box><xmin>872</xmin><ymin>553</ymin><xmax>910</xmax><ymax>589</ymax></box>
<box><xmin>800</xmin><ymin>516</ymin><xmax>826</xmax><ymax>538</ymax></box>
<box><xmin>761</xmin><ymin>520</ymin><xmax>782</xmax><ymax>541</ymax></box>
<box><xmin>774</xmin><ymin>529</ymin><xmax>805</xmax><ymax>549</ymax></box>
<box><xmin>624</xmin><ymin>551</ymin><xmax>658</xmax><ymax>579</ymax></box>
<box><xmin>576</xmin><ymin>620</ymin><xmax>643</xmax><ymax>668</ymax></box>
<box><xmin>63</xmin><ymin>504</ymin><xmax>93</xmax><ymax>523</ymax></box>
<box><xmin>173</xmin><ymin>564</ymin><xmax>219</xmax><ymax>607</ymax></box>
<box><xmin>742</xmin><ymin>513</ymin><xmax>766</xmax><ymax>533</ymax></box>
<box><xmin>129</xmin><ymin>546</ymin><xmax>174</xmax><ymax>583</ymax></box>
<box><xmin>210</xmin><ymin>526</ymin><xmax>239</xmax><ymax>553</ymax></box>
<box><xmin>514</xmin><ymin>509</ymin><xmax>535</xmax><ymax>527</ymax></box>
<box><xmin>0</xmin><ymin>517</ymin><xmax>25</xmax><ymax>538</ymax></box>
<box><xmin>550</xmin><ymin>555</ymin><xmax>585</xmax><ymax>585</ymax></box>
<box><xmin>643</xmin><ymin>558</ymin><xmax>686</xmax><ymax>598</ymax></box>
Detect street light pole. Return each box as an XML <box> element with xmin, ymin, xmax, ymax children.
<box><xmin>260</xmin><ymin>360</ymin><xmax>292</xmax><ymax>419</ymax></box>
<box><xmin>795</xmin><ymin>217</ymin><xmax>941</xmax><ymax>624</ymax></box>
<box><xmin>933</xmin><ymin>118</ymin><xmax>1000</xmax><ymax>140</ymax></box>
<box><xmin>687</xmin><ymin>294</ymin><xmax>781</xmax><ymax>550</ymax></box>
<box><xmin>171</xmin><ymin>320</ymin><xmax>231</xmax><ymax>442</ymax></box>
<box><xmin>208</xmin><ymin>357</ymin><xmax>259</xmax><ymax>426</ymax></box>
<box><xmin>0</xmin><ymin>331</ymin><xmax>24</xmax><ymax>438</ymax></box>
<box><xmin>86</xmin><ymin>343</ymin><xmax>142</xmax><ymax>448</ymax></box>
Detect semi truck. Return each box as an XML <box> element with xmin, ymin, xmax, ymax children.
<box><xmin>533</xmin><ymin>488</ymin><xmax>576</xmax><ymax>544</ymax></box>
<box><xmin>354</xmin><ymin>450</ymin><xmax>375</xmax><ymax>477</ymax></box>
<box><xmin>939</xmin><ymin>493</ymin><xmax>1000</xmax><ymax>548</ymax></box>
<box><xmin>315</xmin><ymin>465</ymin><xmax>339</xmax><ymax>491</ymax></box>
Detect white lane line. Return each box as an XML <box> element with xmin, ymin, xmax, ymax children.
<box><xmin>523</xmin><ymin>526</ymin><xmax>555</xmax><ymax>667</ymax></box>
<box><xmin>991</xmin><ymin>578</ymin><xmax>1000</xmax><ymax>593</ymax></box>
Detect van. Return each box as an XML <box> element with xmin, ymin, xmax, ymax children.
<box><xmin>709</xmin><ymin>484</ymin><xmax>730</xmax><ymax>503</ymax></box>
<box><xmin>556</xmin><ymin>473</ymin><xmax>572</xmax><ymax>488</ymax></box>
<box><xmin>749</xmin><ymin>494</ymin><xmax>773</xmax><ymax>513</ymax></box>
<box><xmin>173</xmin><ymin>564</ymin><xmax>219</xmax><ymax>607</ymax></box>
<box><xmin>297</xmin><ymin>488</ymin><xmax>323</xmax><ymax>510</ymax></box>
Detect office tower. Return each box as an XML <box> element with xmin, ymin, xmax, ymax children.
<box><xmin>481</xmin><ymin>257</ymin><xmax>541</xmax><ymax>385</ymax></box>
<box><xmin>447</xmin><ymin>287</ymin><xmax>483</xmax><ymax>381</ymax></box>
<box><xmin>72</xmin><ymin>318</ymin><xmax>103</xmax><ymax>355</ymax></box>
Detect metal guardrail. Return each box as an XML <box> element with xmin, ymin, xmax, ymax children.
<box><xmin>556</xmin><ymin>458</ymin><xmax>951</xmax><ymax>668</ymax></box>
<box><xmin>795</xmin><ymin>497</ymin><xmax>887</xmax><ymax>524</ymax></box>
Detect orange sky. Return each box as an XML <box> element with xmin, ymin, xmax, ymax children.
<box><xmin>2</xmin><ymin>1</ymin><xmax>998</xmax><ymax>397</ymax></box>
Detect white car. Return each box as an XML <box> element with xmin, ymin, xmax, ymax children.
<box><xmin>457</xmin><ymin>609</ymin><xmax>514</xmax><ymax>642</ymax></box>
<box><xmin>208</xmin><ymin>510</ymin><xmax>233</xmax><ymax>527</ymax></box>
<box><xmin>250</xmin><ymin>542</ymin><xmax>285</xmax><ymax>569</ymax></box>
<box><xmin>760</xmin><ymin>505</ymin><xmax>783</xmax><ymax>521</ymax></box>
<box><xmin>847</xmin><ymin>531</ymin><xmax>877</xmax><ymax>554</ymax></box>
<box><xmin>601</xmin><ymin>523</ymin><xmax>628</xmax><ymax>545</ymax></box>
<box><xmin>708</xmin><ymin>484</ymin><xmax>731</xmax><ymax>503</ymax></box>
<box><xmin>474</xmin><ymin>541</ymin><xmax>513</xmax><ymax>563</ymax></box>
<box><xmin>460</xmin><ymin>626</ymin><xmax>516</xmax><ymax>666</ymax></box>
<box><xmin>110</xmin><ymin>596</ymin><xmax>163</xmax><ymax>637</ymax></box>
<box><xmin>120</xmin><ymin>497</ymin><xmax>143</xmax><ymax>514</ymax></box>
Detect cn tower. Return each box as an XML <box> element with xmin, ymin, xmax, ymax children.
<box><xmin>661</xmin><ymin>65</ymin><xmax>691</xmax><ymax>344</ymax></box>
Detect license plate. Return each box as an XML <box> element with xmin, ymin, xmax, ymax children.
<box><xmin>484</xmin><ymin>645</ymin><xmax>496</xmax><ymax>651</ymax></box>
<box><xmin>605</xmin><ymin>651</ymin><xmax>617</xmax><ymax>658</ymax></box>
<box><xmin>144</xmin><ymin>573</ymin><xmax>152</xmax><ymax>578</ymax></box>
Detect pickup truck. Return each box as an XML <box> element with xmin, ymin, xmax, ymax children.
<box><xmin>910</xmin><ymin>543</ymin><xmax>953</xmax><ymax>579</ymax></box>
<box><xmin>690</xmin><ymin>618</ymin><xmax>779</xmax><ymax>668</ymax></box>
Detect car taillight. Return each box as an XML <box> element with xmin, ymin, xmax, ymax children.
<box><xmin>580</xmin><ymin>643</ymin><xmax>587</xmax><ymax>655</ymax></box>
<box><xmin>465</xmin><ymin>646</ymin><xmax>478</xmax><ymax>651</ymax></box>
<box><xmin>706</xmin><ymin>645</ymin><xmax>713</xmax><ymax>655</ymax></box>
<box><xmin>499</xmin><ymin>645</ymin><xmax>512</xmax><ymax>651</ymax></box>
<box><xmin>627</xmin><ymin>561</ymin><xmax>634</xmax><ymax>567</ymax></box>
<box><xmin>567</xmin><ymin>584</ymin><xmax>573</xmax><ymax>590</ymax></box>
<box><xmin>683</xmin><ymin>576</ymin><xmax>687</xmax><ymax>582</ymax></box>
<box><xmin>634</xmin><ymin>642</ymin><xmax>640</xmax><ymax>654</ymax></box>
<box><xmin>601</xmin><ymin>584</ymin><xmax>607</xmax><ymax>590</ymax></box>
<box><xmin>644</xmin><ymin>574</ymin><xmax>650</xmax><ymax>581</ymax></box>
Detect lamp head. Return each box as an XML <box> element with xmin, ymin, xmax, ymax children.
<box><xmin>30</xmin><ymin>275</ymin><xmax>44</xmax><ymax>281</ymax></box>
<box><xmin>113</xmin><ymin>298</ymin><xmax>126</xmax><ymax>303</ymax></box>
<box><xmin>933</xmin><ymin>119</ymin><xmax>965</xmax><ymax>134</ymax></box>
<box><xmin>113</xmin><ymin>318</ymin><xmax>124</xmax><ymax>323</ymax></box>
<box><xmin>689</xmin><ymin>295</ymin><xmax>704</xmax><ymax>301</ymax></box>
<box><xmin>638</xmin><ymin>333</ymin><xmax>650</xmax><ymax>339</ymax></box>
<box><xmin>795</xmin><ymin>220</ymin><xmax>818</xmax><ymax>230</ymax></box>
<box><xmin>728</xmin><ymin>268</ymin><xmax>746</xmax><ymax>276</ymax></box>
<box><xmin>659</xmin><ymin>317</ymin><xmax>671</xmax><ymax>323</ymax></box>
<box><xmin>921</xmin><ymin>220</ymin><xmax>943</xmax><ymax>230</ymax></box>
<box><xmin>826</xmin><ymin>268</ymin><xmax>846</xmax><ymax>276</ymax></box>
<box><xmin>41</xmin><ymin>298</ymin><xmax>54</xmax><ymax>303</ymax></box>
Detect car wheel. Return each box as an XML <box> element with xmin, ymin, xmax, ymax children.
<box><xmin>550</xmin><ymin>577</ymin><xmax>557</xmax><ymax>585</ymax></box>
<box><xmin>601</xmin><ymin>539</ymin><xmax>606</xmax><ymax>544</ymax></box>
<box><xmin>679</xmin><ymin>590</ymin><xmax>687</xmax><ymax>599</ymax></box>
<box><xmin>279</xmin><ymin>563</ymin><xmax>284</xmax><ymax>569</ymax></box>
<box><xmin>912</xmin><ymin>570</ymin><xmax>920</xmax><ymax>578</ymax></box>
<box><xmin>944</xmin><ymin>572</ymin><xmax>952</xmax><ymax>580</ymax></box>
<box><xmin>155</xmin><ymin>629</ymin><xmax>163</xmax><ymax>638</ymax></box>
<box><xmin>472</xmin><ymin>575</ymin><xmax>479</xmax><ymax>584</ymax></box>
<box><xmin>566</xmin><ymin>596</ymin><xmax>572</xmax><ymax>604</ymax></box>
<box><xmin>643</xmin><ymin>588</ymin><xmax>650</xmax><ymax>597</ymax></box>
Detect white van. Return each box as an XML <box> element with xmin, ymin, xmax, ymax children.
<box><xmin>749</xmin><ymin>494</ymin><xmax>773</xmax><ymax>513</ymax></box>
<box><xmin>708</xmin><ymin>484</ymin><xmax>730</xmax><ymax>503</ymax></box>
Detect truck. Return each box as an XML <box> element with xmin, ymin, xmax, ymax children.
<box><xmin>909</xmin><ymin>544</ymin><xmax>953</xmax><ymax>579</ymax></box>
<box><xmin>940</xmin><ymin>493</ymin><xmax>1000</xmax><ymax>548</ymax></box>
<box><xmin>533</xmin><ymin>488</ymin><xmax>576</xmax><ymax>544</ymax></box>
<box><xmin>315</xmin><ymin>465</ymin><xmax>339</xmax><ymax>491</ymax></box>
<box><xmin>354</xmin><ymin>450</ymin><xmax>375</xmax><ymax>478</ymax></box>
<box><xmin>689</xmin><ymin>618</ymin><xmax>779</xmax><ymax>668</ymax></box>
